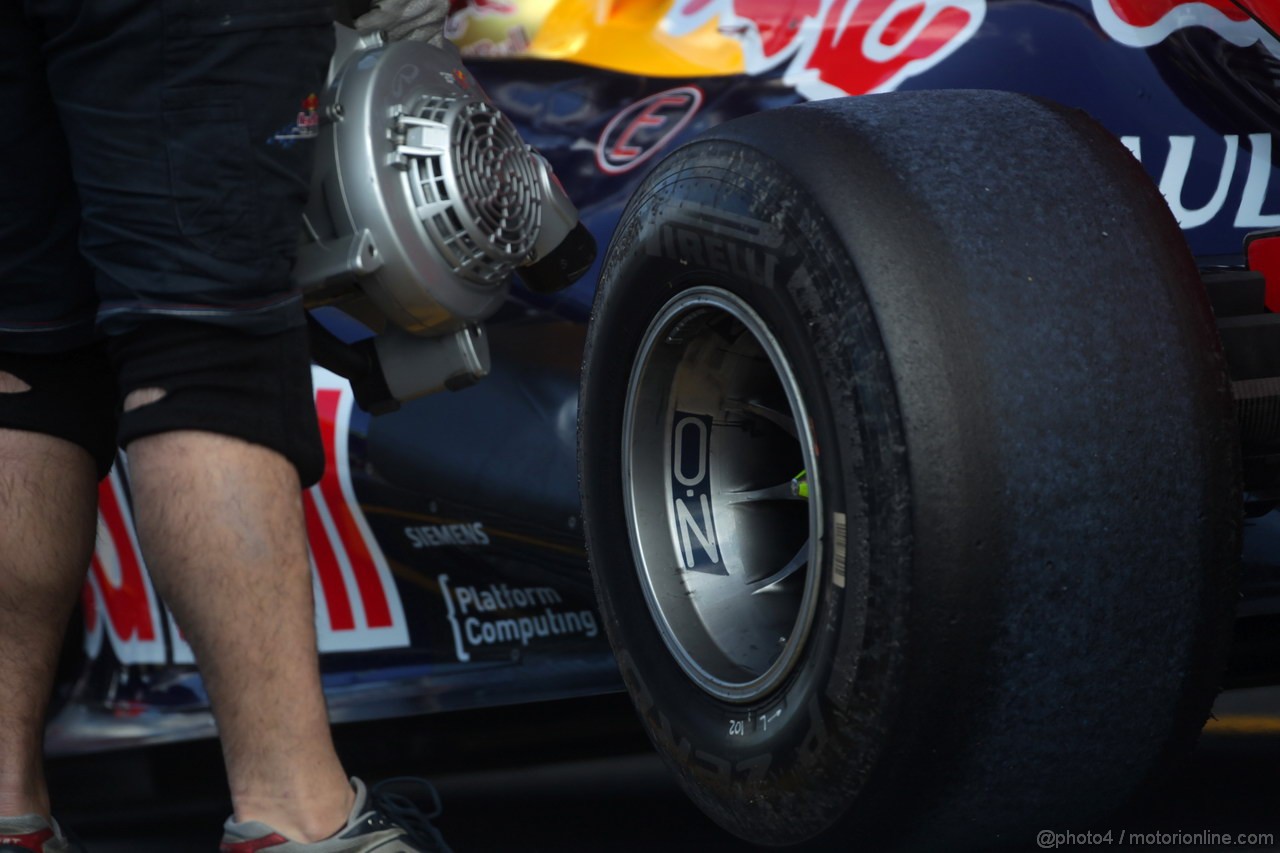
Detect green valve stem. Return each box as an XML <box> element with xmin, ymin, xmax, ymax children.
<box><xmin>792</xmin><ymin>470</ymin><xmax>809</xmax><ymax>499</ymax></box>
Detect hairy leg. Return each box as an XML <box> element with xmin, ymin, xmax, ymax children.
<box><xmin>0</xmin><ymin>394</ymin><xmax>98</xmax><ymax>817</ymax></box>
<box><xmin>126</xmin><ymin>428</ymin><xmax>353</xmax><ymax>841</ymax></box>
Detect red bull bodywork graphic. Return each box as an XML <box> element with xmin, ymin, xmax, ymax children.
<box><xmin>83</xmin><ymin>466</ymin><xmax>170</xmax><ymax>665</ymax></box>
<box><xmin>305</xmin><ymin>368</ymin><xmax>411</xmax><ymax>652</ymax></box>
<box><xmin>1094</xmin><ymin>0</ymin><xmax>1280</xmax><ymax>55</ymax></box>
<box><xmin>1233</xmin><ymin>0</ymin><xmax>1280</xmax><ymax>35</ymax></box>
<box><xmin>664</xmin><ymin>0</ymin><xmax>986</xmax><ymax>99</ymax></box>
<box><xmin>447</xmin><ymin>0</ymin><xmax>987</xmax><ymax>86</ymax></box>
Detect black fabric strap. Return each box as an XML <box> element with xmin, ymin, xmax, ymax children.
<box><xmin>0</xmin><ymin>342</ymin><xmax>118</xmax><ymax>479</ymax></box>
<box><xmin>110</xmin><ymin>320</ymin><xmax>326</xmax><ymax>488</ymax></box>
<box><xmin>335</xmin><ymin>0</ymin><xmax>374</xmax><ymax>26</ymax></box>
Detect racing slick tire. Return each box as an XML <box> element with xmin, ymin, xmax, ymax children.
<box><xmin>577</xmin><ymin>90</ymin><xmax>1240</xmax><ymax>850</ymax></box>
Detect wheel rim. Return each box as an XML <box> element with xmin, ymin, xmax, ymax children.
<box><xmin>623</xmin><ymin>286</ymin><xmax>824</xmax><ymax>704</ymax></box>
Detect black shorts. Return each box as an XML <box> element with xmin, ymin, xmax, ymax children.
<box><xmin>0</xmin><ymin>0</ymin><xmax>336</xmax><ymax>347</ymax></box>
<box><xmin>0</xmin><ymin>0</ymin><xmax>335</xmax><ymax>482</ymax></box>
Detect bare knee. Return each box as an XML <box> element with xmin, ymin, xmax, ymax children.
<box><xmin>0</xmin><ymin>372</ymin><xmax>31</xmax><ymax>394</ymax></box>
<box><xmin>123</xmin><ymin>387</ymin><xmax>166</xmax><ymax>411</ymax></box>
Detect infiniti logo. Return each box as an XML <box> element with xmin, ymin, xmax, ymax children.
<box><xmin>596</xmin><ymin>87</ymin><xmax>704</xmax><ymax>175</ymax></box>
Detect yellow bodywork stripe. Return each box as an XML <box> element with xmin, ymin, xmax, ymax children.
<box><xmin>1203</xmin><ymin>715</ymin><xmax>1280</xmax><ymax>735</ymax></box>
<box><xmin>451</xmin><ymin>0</ymin><xmax>746</xmax><ymax>77</ymax></box>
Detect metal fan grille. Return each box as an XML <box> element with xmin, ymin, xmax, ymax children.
<box><xmin>405</xmin><ymin>98</ymin><xmax>540</xmax><ymax>286</ymax></box>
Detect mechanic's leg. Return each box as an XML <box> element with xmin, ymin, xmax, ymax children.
<box><xmin>125</xmin><ymin>429</ymin><xmax>353</xmax><ymax>841</ymax></box>
<box><xmin>0</xmin><ymin>422</ymin><xmax>96</xmax><ymax>819</ymax></box>
<box><xmin>0</xmin><ymin>15</ymin><xmax>105</xmax><ymax>814</ymax></box>
<box><xmin>33</xmin><ymin>0</ymin><xmax>348</xmax><ymax>836</ymax></box>
<box><xmin>0</xmin><ymin>341</ymin><xmax>120</xmax><ymax>820</ymax></box>
<box><xmin>113</xmin><ymin>319</ymin><xmax>350</xmax><ymax>842</ymax></box>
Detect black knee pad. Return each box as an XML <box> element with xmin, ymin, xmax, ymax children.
<box><xmin>108</xmin><ymin>320</ymin><xmax>324</xmax><ymax>487</ymax></box>
<box><xmin>0</xmin><ymin>343</ymin><xmax>118</xmax><ymax>479</ymax></box>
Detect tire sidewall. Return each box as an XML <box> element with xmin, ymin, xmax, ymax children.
<box><xmin>581</xmin><ymin>92</ymin><xmax>1242</xmax><ymax>851</ymax></box>
<box><xmin>580</xmin><ymin>142</ymin><xmax>911</xmax><ymax>842</ymax></box>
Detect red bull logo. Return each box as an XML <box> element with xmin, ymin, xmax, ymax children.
<box><xmin>1094</xmin><ymin>0</ymin><xmax>1279</xmax><ymax>55</ymax></box>
<box><xmin>297</xmin><ymin>93</ymin><xmax>320</xmax><ymax>132</ymax></box>
<box><xmin>664</xmin><ymin>0</ymin><xmax>985</xmax><ymax>100</ymax></box>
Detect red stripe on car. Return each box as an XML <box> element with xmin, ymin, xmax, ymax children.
<box><xmin>302</xmin><ymin>489</ymin><xmax>358</xmax><ymax>632</ymax></box>
<box><xmin>92</xmin><ymin>475</ymin><xmax>157</xmax><ymax>641</ymax></box>
<box><xmin>314</xmin><ymin>389</ymin><xmax>394</xmax><ymax>629</ymax></box>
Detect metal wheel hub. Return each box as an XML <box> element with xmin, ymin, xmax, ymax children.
<box><xmin>623</xmin><ymin>287</ymin><xmax>823</xmax><ymax>704</ymax></box>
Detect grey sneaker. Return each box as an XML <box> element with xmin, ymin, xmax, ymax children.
<box><xmin>0</xmin><ymin>815</ymin><xmax>73</xmax><ymax>853</ymax></box>
<box><xmin>220</xmin><ymin>778</ymin><xmax>451</xmax><ymax>853</ymax></box>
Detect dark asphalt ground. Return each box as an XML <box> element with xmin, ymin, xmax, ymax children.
<box><xmin>48</xmin><ymin>688</ymin><xmax>1280</xmax><ymax>853</ymax></box>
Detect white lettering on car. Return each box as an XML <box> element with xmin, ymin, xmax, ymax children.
<box><xmin>1122</xmin><ymin>133</ymin><xmax>1280</xmax><ymax>230</ymax></box>
<box><xmin>438</xmin><ymin>576</ymin><xmax>598</xmax><ymax>662</ymax></box>
<box><xmin>404</xmin><ymin>521</ymin><xmax>491</xmax><ymax>548</ymax></box>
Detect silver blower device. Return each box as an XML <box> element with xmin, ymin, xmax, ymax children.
<box><xmin>296</xmin><ymin>25</ymin><xmax>596</xmax><ymax>414</ymax></box>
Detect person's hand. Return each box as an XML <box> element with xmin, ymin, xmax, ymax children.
<box><xmin>355</xmin><ymin>0</ymin><xmax>448</xmax><ymax>46</ymax></box>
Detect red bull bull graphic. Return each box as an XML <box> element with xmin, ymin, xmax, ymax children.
<box><xmin>1094</xmin><ymin>0</ymin><xmax>1280</xmax><ymax>55</ymax></box>
<box><xmin>663</xmin><ymin>0</ymin><xmax>985</xmax><ymax>100</ymax></box>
